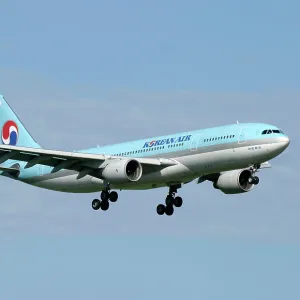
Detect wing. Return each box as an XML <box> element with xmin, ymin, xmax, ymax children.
<box><xmin>0</xmin><ymin>145</ymin><xmax>177</xmax><ymax>179</ymax></box>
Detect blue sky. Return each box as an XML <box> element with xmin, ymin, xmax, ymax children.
<box><xmin>0</xmin><ymin>0</ymin><xmax>300</xmax><ymax>299</ymax></box>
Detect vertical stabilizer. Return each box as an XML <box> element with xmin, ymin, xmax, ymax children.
<box><xmin>0</xmin><ymin>95</ymin><xmax>40</xmax><ymax>148</ymax></box>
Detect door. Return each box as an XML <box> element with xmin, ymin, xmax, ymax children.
<box><xmin>236</xmin><ymin>127</ymin><xmax>253</xmax><ymax>164</ymax></box>
<box><xmin>190</xmin><ymin>134</ymin><xmax>202</xmax><ymax>152</ymax></box>
<box><xmin>238</xmin><ymin>127</ymin><xmax>250</xmax><ymax>144</ymax></box>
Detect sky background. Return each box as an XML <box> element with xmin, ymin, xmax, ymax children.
<box><xmin>1</xmin><ymin>0</ymin><xmax>300</xmax><ymax>299</ymax></box>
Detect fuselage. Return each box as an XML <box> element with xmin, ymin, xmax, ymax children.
<box><xmin>9</xmin><ymin>122</ymin><xmax>289</xmax><ymax>193</ymax></box>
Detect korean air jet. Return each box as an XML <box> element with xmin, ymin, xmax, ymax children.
<box><xmin>0</xmin><ymin>95</ymin><xmax>290</xmax><ymax>216</ymax></box>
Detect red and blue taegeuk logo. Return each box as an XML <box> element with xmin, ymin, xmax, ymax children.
<box><xmin>2</xmin><ymin>120</ymin><xmax>19</xmax><ymax>145</ymax></box>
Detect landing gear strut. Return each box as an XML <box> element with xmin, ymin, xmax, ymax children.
<box><xmin>157</xmin><ymin>185</ymin><xmax>183</xmax><ymax>216</ymax></box>
<box><xmin>92</xmin><ymin>186</ymin><xmax>119</xmax><ymax>211</ymax></box>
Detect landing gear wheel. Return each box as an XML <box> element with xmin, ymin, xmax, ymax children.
<box><xmin>101</xmin><ymin>200</ymin><xmax>109</xmax><ymax>211</ymax></box>
<box><xmin>248</xmin><ymin>176</ymin><xmax>259</xmax><ymax>185</ymax></box>
<box><xmin>165</xmin><ymin>195</ymin><xmax>174</xmax><ymax>206</ymax></box>
<box><xmin>92</xmin><ymin>199</ymin><xmax>101</xmax><ymax>210</ymax></box>
<box><xmin>174</xmin><ymin>196</ymin><xmax>183</xmax><ymax>208</ymax></box>
<box><xmin>165</xmin><ymin>205</ymin><xmax>174</xmax><ymax>216</ymax></box>
<box><xmin>157</xmin><ymin>204</ymin><xmax>165</xmax><ymax>215</ymax></box>
<box><xmin>109</xmin><ymin>191</ymin><xmax>118</xmax><ymax>202</ymax></box>
<box><xmin>101</xmin><ymin>191</ymin><xmax>109</xmax><ymax>201</ymax></box>
<box><xmin>253</xmin><ymin>176</ymin><xmax>259</xmax><ymax>185</ymax></box>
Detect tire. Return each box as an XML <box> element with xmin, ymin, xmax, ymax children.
<box><xmin>253</xmin><ymin>176</ymin><xmax>260</xmax><ymax>185</ymax></box>
<box><xmin>109</xmin><ymin>191</ymin><xmax>119</xmax><ymax>202</ymax></box>
<box><xmin>165</xmin><ymin>195</ymin><xmax>174</xmax><ymax>206</ymax></box>
<box><xmin>157</xmin><ymin>204</ymin><xmax>165</xmax><ymax>215</ymax></box>
<box><xmin>101</xmin><ymin>200</ymin><xmax>109</xmax><ymax>211</ymax></box>
<box><xmin>174</xmin><ymin>196</ymin><xmax>183</xmax><ymax>208</ymax></box>
<box><xmin>101</xmin><ymin>191</ymin><xmax>109</xmax><ymax>201</ymax></box>
<box><xmin>165</xmin><ymin>205</ymin><xmax>174</xmax><ymax>216</ymax></box>
<box><xmin>92</xmin><ymin>199</ymin><xmax>101</xmax><ymax>210</ymax></box>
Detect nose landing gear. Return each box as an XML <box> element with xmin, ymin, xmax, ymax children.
<box><xmin>248</xmin><ymin>176</ymin><xmax>260</xmax><ymax>185</ymax></box>
<box><xmin>248</xmin><ymin>164</ymin><xmax>261</xmax><ymax>185</ymax></box>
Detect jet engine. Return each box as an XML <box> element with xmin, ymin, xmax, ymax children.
<box><xmin>101</xmin><ymin>159</ymin><xmax>143</xmax><ymax>184</ymax></box>
<box><xmin>213</xmin><ymin>169</ymin><xmax>254</xmax><ymax>194</ymax></box>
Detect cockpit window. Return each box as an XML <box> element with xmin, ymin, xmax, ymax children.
<box><xmin>262</xmin><ymin>129</ymin><xmax>284</xmax><ymax>135</ymax></box>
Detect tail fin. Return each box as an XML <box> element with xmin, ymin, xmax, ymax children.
<box><xmin>0</xmin><ymin>95</ymin><xmax>41</xmax><ymax>148</ymax></box>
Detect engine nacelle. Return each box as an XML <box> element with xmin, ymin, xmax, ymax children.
<box><xmin>213</xmin><ymin>169</ymin><xmax>254</xmax><ymax>194</ymax></box>
<box><xmin>101</xmin><ymin>159</ymin><xmax>142</xmax><ymax>184</ymax></box>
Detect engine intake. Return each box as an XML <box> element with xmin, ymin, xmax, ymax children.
<box><xmin>213</xmin><ymin>169</ymin><xmax>254</xmax><ymax>194</ymax></box>
<box><xmin>102</xmin><ymin>159</ymin><xmax>142</xmax><ymax>184</ymax></box>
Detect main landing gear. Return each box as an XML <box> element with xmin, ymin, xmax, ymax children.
<box><xmin>92</xmin><ymin>189</ymin><xmax>119</xmax><ymax>211</ymax></box>
<box><xmin>157</xmin><ymin>185</ymin><xmax>183</xmax><ymax>216</ymax></box>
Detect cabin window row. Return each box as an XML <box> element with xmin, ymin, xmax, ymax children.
<box><xmin>168</xmin><ymin>143</ymin><xmax>184</xmax><ymax>148</ymax></box>
<box><xmin>113</xmin><ymin>146</ymin><xmax>165</xmax><ymax>157</ymax></box>
<box><xmin>204</xmin><ymin>135</ymin><xmax>235</xmax><ymax>143</ymax></box>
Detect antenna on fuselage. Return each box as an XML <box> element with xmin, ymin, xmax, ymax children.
<box><xmin>236</xmin><ymin>120</ymin><xmax>239</xmax><ymax>124</ymax></box>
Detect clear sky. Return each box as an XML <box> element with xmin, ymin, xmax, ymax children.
<box><xmin>0</xmin><ymin>0</ymin><xmax>300</xmax><ymax>299</ymax></box>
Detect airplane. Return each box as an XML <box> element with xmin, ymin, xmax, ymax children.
<box><xmin>0</xmin><ymin>95</ymin><xmax>290</xmax><ymax>216</ymax></box>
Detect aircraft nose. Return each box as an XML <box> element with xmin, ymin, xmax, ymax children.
<box><xmin>278</xmin><ymin>135</ymin><xmax>290</xmax><ymax>150</ymax></box>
